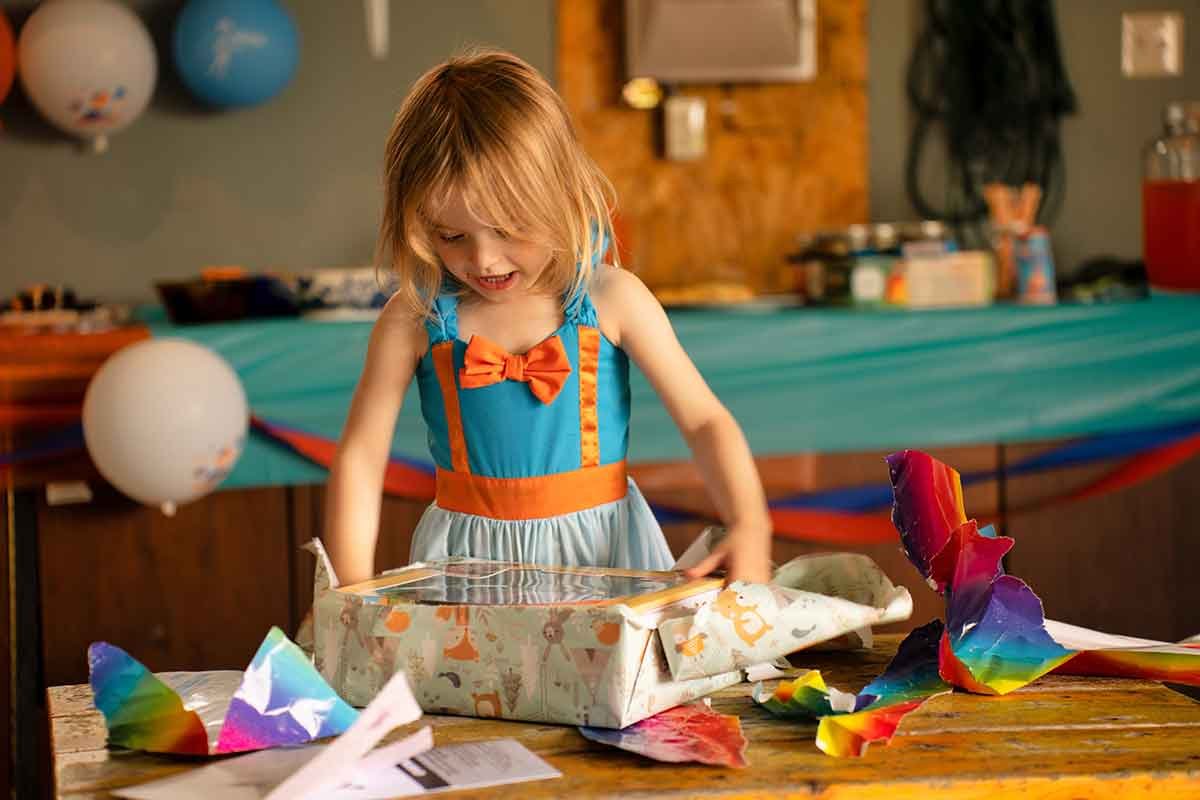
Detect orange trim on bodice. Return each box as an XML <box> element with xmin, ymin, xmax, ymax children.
<box><xmin>432</xmin><ymin>341</ymin><xmax>470</xmax><ymax>473</ymax></box>
<box><xmin>578</xmin><ymin>326</ymin><xmax>601</xmax><ymax>468</ymax></box>
<box><xmin>435</xmin><ymin>461</ymin><xmax>628</xmax><ymax>520</ymax></box>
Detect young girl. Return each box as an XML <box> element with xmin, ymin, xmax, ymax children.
<box><xmin>324</xmin><ymin>49</ymin><xmax>771</xmax><ymax>587</ymax></box>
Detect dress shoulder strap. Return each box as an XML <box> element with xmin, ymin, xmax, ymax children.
<box><xmin>424</xmin><ymin>293</ymin><xmax>459</xmax><ymax>345</ymax></box>
<box><xmin>564</xmin><ymin>280</ymin><xmax>599</xmax><ymax>328</ymax></box>
<box><xmin>564</xmin><ymin>226</ymin><xmax>611</xmax><ymax>327</ymax></box>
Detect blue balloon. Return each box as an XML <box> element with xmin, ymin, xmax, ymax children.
<box><xmin>173</xmin><ymin>0</ymin><xmax>299</xmax><ymax>108</ymax></box>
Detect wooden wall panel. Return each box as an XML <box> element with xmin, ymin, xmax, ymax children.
<box><xmin>289</xmin><ymin>485</ymin><xmax>322</xmax><ymax>634</ymax></box>
<box><xmin>557</xmin><ymin>0</ymin><xmax>868</xmax><ymax>292</ymax></box>
<box><xmin>2</xmin><ymin>490</ymin><xmax>12</xmax><ymax>796</ymax></box>
<box><xmin>38</xmin><ymin>486</ymin><xmax>292</xmax><ymax>686</ymax></box>
<box><xmin>1004</xmin><ymin>445</ymin><xmax>1200</xmax><ymax>642</ymax></box>
<box><xmin>287</xmin><ymin>487</ymin><xmax>425</xmax><ymax>623</ymax></box>
<box><xmin>5</xmin><ymin>487</ymin><xmax>55</xmax><ymax>797</ymax></box>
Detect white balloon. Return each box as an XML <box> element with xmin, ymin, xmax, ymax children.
<box><xmin>83</xmin><ymin>339</ymin><xmax>248</xmax><ymax>514</ymax></box>
<box><xmin>18</xmin><ymin>0</ymin><xmax>157</xmax><ymax>151</ymax></box>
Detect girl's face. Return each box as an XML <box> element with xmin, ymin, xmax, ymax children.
<box><xmin>429</xmin><ymin>189</ymin><xmax>555</xmax><ymax>303</ymax></box>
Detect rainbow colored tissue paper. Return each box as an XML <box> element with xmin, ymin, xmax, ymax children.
<box><xmin>888</xmin><ymin>450</ymin><xmax>1074</xmax><ymax>693</ymax></box>
<box><xmin>579</xmin><ymin>701</ymin><xmax>749</xmax><ymax>768</ymax></box>
<box><xmin>753</xmin><ymin>619</ymin><xmax>950</xmax><ymax>757</ymax></box>
<box><xmin>88</xmin><ymin>626</ymin><xmax>358</xmax><ymax>756</ymax></box>
<box><xmin>887</xmin><ymin>449</ymin><xmax>1200</xmax><ymax>693</ymax></box>
<box><xmin>755</xmin><ymin>449</ymin><xmax>1200</xmax><ymax>758</ymax></box>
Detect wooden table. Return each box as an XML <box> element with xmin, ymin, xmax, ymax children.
<box><xmin>51</xmin><ymin>636</ymin><xmax>1200</xmax><ymax>798</ymax></box>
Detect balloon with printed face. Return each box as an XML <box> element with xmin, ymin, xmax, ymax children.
<box><xmin>173</xmin><ymin>0</ymin><xmax>299</xmax><ymax>108</ymax></box>
<box><xmin>83</xmin><ymin>339</ymin><xmax>249</xmax><ymax>516</ymax></box>
<box><xmin>17</xmin><ymin>0</ymin><xmax>157</xmax><ymax>152</ymax></box>
<box><xmin>0</xmin><ymin>8</ymin><xmax>15</xmax><ymax>106</ymax></box>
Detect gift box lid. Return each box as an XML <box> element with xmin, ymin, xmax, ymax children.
<box><xmin>336</xmin><ymin>558</ymin><xmax>724</xmax><ymax>615</ymax></box>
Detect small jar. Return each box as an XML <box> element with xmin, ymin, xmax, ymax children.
<box><xmin>1142</xmin><ymin>101</ymin><xmax>1200</xmax><ymax>292</ymax></box>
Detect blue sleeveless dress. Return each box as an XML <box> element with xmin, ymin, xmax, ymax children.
<box><xmin>407</xmin><ymin>285</ymin><xmax>674</xmax><ymax>570</ymax></box>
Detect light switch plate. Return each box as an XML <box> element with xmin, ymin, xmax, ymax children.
<box><xmin>662</xmin><ymin>95</ymin><xmax>706</xmax><ymax>161</ymax></box>
<box><xmin>1122</xmin><ymin>12</ymin><xmax>1185</xmax><ymax>78</ymax></box>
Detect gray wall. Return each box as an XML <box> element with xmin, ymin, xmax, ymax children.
<box><xmin>0</xmin><ymin>0</ymin><xmax>553</xmax><ymax>303</ymax></box>
<box><xmin>867</xmin><ymin>0</ymin><xmax>921</xmax><ymax>225</ymax></box>
<box><xmin>869</xmin><ymin>0</ymin><xmax>1200</xmax><ymax>275</ymax></box>
<box><xmin>7</xmin><ymin>1</ymin><xmax>1195</xmax><ymax>298</ymax></box>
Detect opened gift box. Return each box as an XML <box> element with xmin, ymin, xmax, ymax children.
<box><xmin>309</xmin><ymin>538</ymin><xmax>912</xmax><ymax>728</ymax></box>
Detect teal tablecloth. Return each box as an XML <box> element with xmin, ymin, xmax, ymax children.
<box><xmin>143</xmin><ymin>295</ymin><xmax>1200</xmax><ymax>490</ymax></box>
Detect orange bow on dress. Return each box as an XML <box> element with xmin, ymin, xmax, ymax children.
<box><xmin>458</xmin><ymin>334</ymin><xmax>572</xmax><ymax>404</ymax></box>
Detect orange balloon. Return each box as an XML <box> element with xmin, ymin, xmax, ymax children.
<box><xmin>0</xmin><ymin>9</ymin><xmax>13</xmax><ymax>105</ymax></box>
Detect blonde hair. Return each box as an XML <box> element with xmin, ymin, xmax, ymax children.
<box><xmin>378</xmin><ymin>48</ymin><xmax>617</xmax><ymax>320</ymax></box>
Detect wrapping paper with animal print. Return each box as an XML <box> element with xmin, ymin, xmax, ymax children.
<box><xmin>657</xmin><ymin>553</ymin><xmax>913</xmax><ymax>681</ymax></box>
<box><xmin>307</xmin><ymin>541</ymin><xmax>910</xmax><ymax>729</ymax></box>
<box><xmin>307</xmin><ymin>540</ymin><xmax>741</xmax><ymax>729</ymax></box>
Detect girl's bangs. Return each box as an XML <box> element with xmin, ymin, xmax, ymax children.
<box><xmin>463</xmin><ymin>154</ymin><xmax>564</xmax><ymax>251</ymax></box>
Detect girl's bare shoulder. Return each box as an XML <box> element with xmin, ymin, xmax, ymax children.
<box><xmin>372</xmin><ymin>293</ymin><xmax>430</xmax><ymax>359</ymax></box>
<box><xmin>589</xmin><ymin>265</ymin><xmax>663</xmax><ymax>346</ymax></box>
<box><xmin>590</xmin><ymin>263</ymin><xmax>656</xmax><ymax>306</ymax></box>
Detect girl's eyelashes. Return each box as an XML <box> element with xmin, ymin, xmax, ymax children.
<box><xmin>436</xmin><ymin>229</ymin><xmax>511</xmax><ymax>243</ymax></box>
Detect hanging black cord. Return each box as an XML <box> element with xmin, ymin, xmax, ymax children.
<box><xmin>904</xmin><ymin>0</ymin><xmax>1078</xmax><ymax>235</ymax></box>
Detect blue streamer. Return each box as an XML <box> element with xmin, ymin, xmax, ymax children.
<box><xmin>769</xmin><ymin>418</ymin><xmax>1200</xmax><ymax>513</ymax></box>
<box><xmin>0</xmin><ymin>424</ymin><xmax>85</xmax><ymax>467</ymax></box>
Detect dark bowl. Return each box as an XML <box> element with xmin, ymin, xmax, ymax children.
<box><xmin>155</xmin><ymin>275</ymin><xmax>301</xmax><ymax>324</ymax></box>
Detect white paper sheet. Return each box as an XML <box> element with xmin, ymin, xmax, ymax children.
<box><xmin>1045</xmin><ymin>619</ymin><xmax>1200</xmax><ymax>655</ymax></box>
<box><xmin>326</xmin><ymin>739</ymin><xmax>561</xmax><ymax>799</ymax></box>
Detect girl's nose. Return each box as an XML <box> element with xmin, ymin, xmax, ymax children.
<box><xmin>470</xmin><ymin>235</ymin><xmax>505</xmax><ymax>272</ymax></box>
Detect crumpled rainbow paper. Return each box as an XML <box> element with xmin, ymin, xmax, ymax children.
<box><xmin>753</xmin><ymin>619</ymin><xmax>950</xmax><ymax>757</ymax></box>
<box><xmin>754</xmin><ymin>449</ymin><xmax>1200</xmax><ymax>757</ymax></box>
<box><xmin>89</xmin><ymin>626</ymin><xmax>358</xmax><ymax>755</ymax></box>
<box><xmin>579</xmin><ymin>701</ymin><xmax>749</xmax><ymax>768</ymax></box>
<box><xmin>889</xmin><ymin>449</ymin><xmax>1200</xmax><ymax>692</ymax></box>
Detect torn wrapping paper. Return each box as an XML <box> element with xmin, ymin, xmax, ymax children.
<box><xmin>578</xmin><ymin>700</ymin><xmax>749</xmax><ymax>768</ymax></box>
<box><xmin>114</xmin><ymin>670</ymin><xmax>558</xmax><ymax>800</ymax></box>
<box><xmin>89</xmin><ymin>626</ymin><xmax>357</xmax><ymax>756</ymax></box>
<box><xmin>309</xmin><ymin>538</ymin><xmax>913</xmax><ymax>728</ymax></box>
<box><xmin>888</xmin><ymin>450</ymin><xmax>1075</xmax><ymax>693</ymax></box>
<box><xmin>1046</xmin><ymin>619</ymin><xmax>1200</xmax><ymax>685</ymax></box>
<box><xmin>658</xmin><ymin>552</ymin><xmax>912</xmax><ymax>681</ymax></box>
<box><xmin>888</xmin><ymin>449</ymin><xmax>1200</xmax><ymax>694</ymax></box>
<box><xmin>744</xmin><ymin>659</ymin><xmax>793</xmax><ymax>682</ymax></box>
<box><xmin>754</xmin><ymin>620</ymin><xmax>950</xmax><ymax>757</ymax></box>
<box><xmin>934</xmin><ymin>522</ymin><xmax>1074</xmax><ymax>694</ymax></box>
<box><xmin>754</xmin><ymin>449</ymin><xmax>1200</xmax><ymax>758</ymax></box>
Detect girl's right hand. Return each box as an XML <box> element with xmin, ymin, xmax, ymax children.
<box><xmin>683</xmin><ymin>522</ymin><xmax>773</xmax><ymax>584</ymax></box>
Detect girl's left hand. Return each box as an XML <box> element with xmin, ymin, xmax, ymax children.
<box><xmin>683</xmin><ymin>524</ymin><xmax>773</xmax><ymax>584</ymax></box>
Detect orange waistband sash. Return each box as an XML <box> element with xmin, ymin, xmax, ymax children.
<box><xmin>435</xmin><ymin>460</ymin><xmax>628</xmax><ymax>520</ymax></box>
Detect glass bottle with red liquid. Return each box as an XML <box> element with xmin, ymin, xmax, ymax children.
<box><xmin>1142</xmin><ymin>101</ymin><xmax>1200</xmax><ymax>292</ymax></box>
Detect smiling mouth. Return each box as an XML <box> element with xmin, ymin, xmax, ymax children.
<box><xmin>475</xmin><ymin>272</ymin><xmax>517</xmax><ymax>291</ymax></box>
